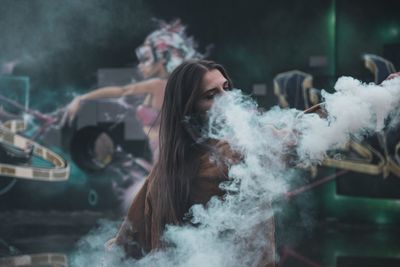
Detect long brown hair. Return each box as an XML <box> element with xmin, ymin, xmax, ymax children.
<box><xmin>149</xmin><ymin>60</ymin><xmax>232</xmax><ymax>247</ymax></box>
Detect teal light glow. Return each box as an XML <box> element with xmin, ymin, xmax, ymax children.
<box><xmin>327</xmin><ymin>0</ymin><xmax>337</xmax><ymax>79</ymax></box>
<box><xmin>389</xmin><ymin>27</ymin><xmax>399</xmax><ymax>37</ymax></box>
<box><xmin>379</xmin><ymin>25</ymin><xmax>400</xmax><ymax>41</ymax></box>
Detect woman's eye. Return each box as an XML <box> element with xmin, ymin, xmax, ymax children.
<box><xmin>205</xmin><ymin>93</ymin><xmax>215</xmax><ymax>100</ymax></box>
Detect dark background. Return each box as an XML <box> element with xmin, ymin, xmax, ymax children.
<box><xmin>1</xmin><ymin>1</ymin><xmax>400</xmax><ymax>266</ymax></box>
<box><xmin>1</xmin><ymin>0</ymin><xmax>399</xmax><ymax>110</ymax></box>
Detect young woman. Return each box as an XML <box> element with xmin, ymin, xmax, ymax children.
<box><xmin>65</xmin><ymin>20</ymin><xmax>203</xmax><ymax>163</ymax></box>
<box><xmin>112</xmin><ymin>60</ymin><xmax>275</xmax><ymax>266</ymax></box>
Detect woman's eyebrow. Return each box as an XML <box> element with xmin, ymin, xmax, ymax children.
<box><xmin>202</xmin><ymin>88</ymin><xmax>218</xmax><ymax>96</ymax></box>
<box><xmin>204</xmin><ymin>79</ymin><xmax>228</xmax><ymax>91</ymax></box>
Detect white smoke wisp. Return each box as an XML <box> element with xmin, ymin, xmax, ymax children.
<box><xmin>70</xmin><ymin>220</ymin><xmax>134</xmax><ymax>267</ymax></box>
<box><xmin>70</xmin><ymin>76</ymin><xmax>400</xmax><ymax>267</ymax></box>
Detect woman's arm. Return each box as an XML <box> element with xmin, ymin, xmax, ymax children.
<box><xmin>384</xmin><ymin>72</ymin><xmax>400</xmax><ymax>81</ymax></box>
<box><xmin>65</xmin><ymin>78</ymin><xmax>164</xmax><ymax>124</ymax></box>
<box><xmin>112</xmin><ymin>178</ymin><xmax>151</xmax><ymax>258</ymax></box>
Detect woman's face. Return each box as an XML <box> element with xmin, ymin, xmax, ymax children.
<box><xmin>195</xmin><ymin>69</ymin><xmax>231</xmax><ymax>114</ymax></box>
<box><xmin>136</xmin><ymin>44</ymin><xmax>165</xmax><ymax>78</ymax></box>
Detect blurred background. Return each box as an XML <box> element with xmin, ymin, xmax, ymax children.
<box><xmin>0</xmin><ymin>0</ymin><xmax>399</xmax><ymax>266</ymax></box>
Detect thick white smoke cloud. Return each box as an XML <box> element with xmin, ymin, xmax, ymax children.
<box><xmin>296</xmin><ymin>76</ymin><xmax>400</xmax><ymax>163</ymax></box>
<box><xmin>70</xmin><ymin>76</ymin><xmax>400</xmax><ymax>266</ymax></box>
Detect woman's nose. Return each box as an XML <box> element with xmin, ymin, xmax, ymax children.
<box><xmin>219</xmin><ymin>87</ymin><xmax>228</xmax><ymax>94</ymax></box>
